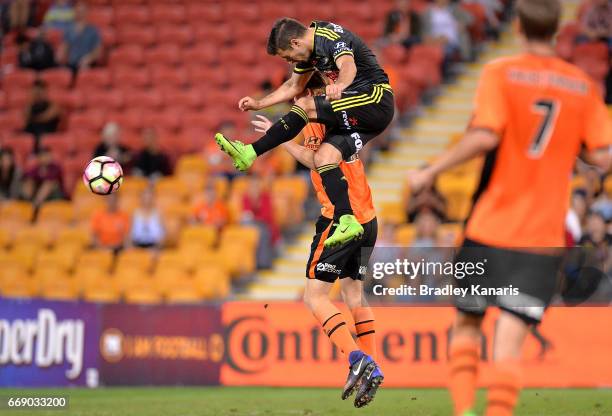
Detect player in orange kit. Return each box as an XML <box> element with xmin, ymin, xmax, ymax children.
<box><xmin>252</xmin><ymin>73</ymin><xmax>383</xmax><ymax>408</ymax></box>
<box><xmin>409</xmin><ymin>0</ymin><xmax>612</xmax><ymax>415</ymax></box>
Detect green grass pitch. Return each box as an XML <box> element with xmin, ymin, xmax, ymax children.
<box><xmin>1</xmin><ymin>387</ymin><xmax>610</xmax><ymax>415</ymax></box>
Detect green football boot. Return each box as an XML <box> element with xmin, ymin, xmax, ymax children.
<box><xmin>324</xmin><ymin>214</ymin><xmax>364</xmax><ymax>248</ymax></box>
<box><xmin>461</xmin><ymin>410</ymin><xmax>477</xmax><ymax>416</ymax></box>
<box><xmin>214</xmin><ymin>133</ymin><xmax>257</xmax><ymax>172</ymax></box>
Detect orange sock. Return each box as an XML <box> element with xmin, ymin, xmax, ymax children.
<box><xmin>312</xmin><ymin>303</ymin><xmax>359</xmax><ymax>357</ymax></box>
<box><xmin>449</xmin><ymin>335</ymin><xmax>480</xmax><ymax>416</ymax></box>
<box><xmin>352</xmin><ymin>307</ymin><xmax>377</xmax><ymax>359</ymax></box>
<box><xmin>485</xmin><ymin>361</ymin><xmax>521</xmax><ymax>416</ymax></box>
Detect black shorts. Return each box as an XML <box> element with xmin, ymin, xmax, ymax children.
<box><xmin>454</xmin><ymin>238</ymin><xmax>563</xmax><ymax>324</ymax></box>
<box><xmin>306</xmin><ymin>216</ymin><xmax>378</xmax><ymax>283</ymax></box>
<box><xmin>314</xmin><ymin>83</ymin><xmax>395</xmax><ymax>160</ymax></box>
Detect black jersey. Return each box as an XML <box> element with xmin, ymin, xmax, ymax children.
<box><xmin>294</xmin><ymin>21</ymin><xmax>389</xmax><ymax>92</ymax></box>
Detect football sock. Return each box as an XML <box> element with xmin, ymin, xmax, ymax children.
<box><xmin>251</xmin><ymin>105</ymin><xmax>309</xmax><ymax>156</ymax></box>
<box><xmin>317</xmin><ymin>165</ymin><xmax>354</xmax><ymax>218</ymax></box>
<box><xmin>449</xmin><ymin>335</ymin><xmax>480</xmax><ymax>416</ymax></box>
<box><xmin>312</xmin><ymin>302</ymin><xmax>359</xmax><ymax>357</ymax></box>
<box><xmin>485</xmin><ymin>361</ymin><xmax>521</xmax><ymax>416</ymax></box>
<box><xmin>352</xmin><ymin>307</ymin><xmax>377</xmax><ymax>359</ymax></box>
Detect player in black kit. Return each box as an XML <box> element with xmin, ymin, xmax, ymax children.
<box><xmin>215</xmin><ymin>18</ymin><xmax>394</xmax><ymax>251</ymax></box>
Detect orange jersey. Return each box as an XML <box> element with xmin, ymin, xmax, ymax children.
<box><xmin>466</xmin><ymin>53</ymin><xmax>612</xmax><ymax>247</ymax></box>
<box><xmin>302</xmin><ymin>123</ymin><xmax>376</xmax><ymax>224</ymax></box>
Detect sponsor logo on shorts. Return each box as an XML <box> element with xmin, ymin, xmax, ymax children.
<box><xmin>351</xmin><ymin>132</ymin><xmax>363</xmax><ymax>151</ymax></box>
<box><xmin>316</xmin><ymin>263</ymin><xmax>341</xmax><ymax>275</ymax></box>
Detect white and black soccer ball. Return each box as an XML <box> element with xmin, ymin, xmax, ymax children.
<box><xmin>82</xmin><ymin>156</ymin><xmax>124</xmax><ymax>195</ymax></box>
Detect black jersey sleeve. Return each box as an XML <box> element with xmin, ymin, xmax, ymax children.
<box><xmin>316</xmin><ymin>29</ymin><xmax>355</xmax><ymax>63</ymax></box>
<box><xmin>293</xmin><ymin>62</ymin><xmax>315</xmax><ymax>74</ymax></box>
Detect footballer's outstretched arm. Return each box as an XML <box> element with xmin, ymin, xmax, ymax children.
<box><xmin>239</xmin><ymin>71</ymin><xmax>314</xmax><ymax>112</ymax></box>
<box><xmin>326</xmin><ymin>55</ymin><xmax>357</xmax><ymax>100</ymax></box>
<box><xmin>408</xmin><ymin>128</ymin><xmax>499</xmax><ymax>192</ymax></box>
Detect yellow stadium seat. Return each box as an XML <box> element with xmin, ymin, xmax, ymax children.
<box><xmin>229</xmin><ymin>176</ymin><xmax>253</xmax><ymax>200</ymax></box>
<box><xmin>395</xmin><ymin>224</ymin><xmax>416</xmax><ymax>246</ymax></box>
<box><xmin>0</xmin><ymin>261</ymin><xmax>27</xmax><ymax>280</ymax></box>
<box><xmin>155</xmin><ymin>250</ymin><xmax>194</xmax><ymax>273</ymax></box>
<box><xmin>56</xmin><ymin>227</ymin><xmax>92</xmax><ymax>249</ymax></box>
<box><xmin>75</xmin><ymin>249</ymin><xmax>114</xmax><ymax>273</ymax></box>
<box><xmin>0</xmin><ymin>228</ymin><xmax>10</xmax><ymax>249</ymax></box>
<box><xmin>380</xmin><ymin>201</ymin><xmax>406</xmax><ymax>225</ymax></box>
<box><xmin>13</xmin><ymin>226</ymin><xmax>54</xmax><ymax>248</ymax></box>
<box><xmin>1</xmin><ymin>274</ymin><xmax>38</xmax><ymax>299</ymax></box>
<box><xmin>217</xmin><ymin>241</ymin><xmax>256</xmax><ymax>276</ymax></box>
<box><xmin>186</xmin><ymin>248</ymin><xmax>230</xmax><ymax>274</ymax></box>
<box><xmin>175</xmin><ymin>155</ymin><xmax>208</xmax><ymax>177</ymax></box>
<box><xmin>10</xmin><ymin>243</ymin><xmax>41</xmax><ymax>272</ymax></box>
<box><xmin>124</xmin><ymin>280</ymin><xmax>163</xmax><ymax>304</ymax></box>
<box><xmin>219</xmin><ymin>225</ymin><xmax>259</xmax><ymax>249</ymax></box>
<box><xmin>78</xmin><ymin>269</ymin><xmax>120</xmax><ymax>303</ymax></box>
<box><xmin>118</xmin><ymin>176</ymin><xmax>149</xmax><ymax>197</ymax></box>
<box><xmin>83</xmin><ymin>284</ymin><xmax>121</xmax><ymax>303</ymax></box>
<box><xmin>272</xmin><ymin>176</ymin><xmax>309</xmax><ymax>204</ymax></box>
<box><xmin>212</xmin><ymin>176</ymin><xmax>229</xmax><ymax>199</ymax></box>
<box><xmin>605</xmin><ymin>176</ymin><xmax>612</xmax><ymax>197</ymax></box>
<box><xmin>36</xmin><ymin>248</ymin><xmax>79</xmax><ymax>273</ymax></box>
<box><xmin>112</xmin><ymin>265</ymin><xmax>149</xmax><ymax>292</ymax></box>
<box><xmin>37</xmin><ymin>200</ymin><xmax>75</xmax><ymax>225</ymax></box>
<box><xmin>39</xmin><ymin>273</ymin><xmax>79</xmax><ymax>301</ymax></box>
<box><xmin>72</xmin><ymin>194</ymin><xmax>105</xmax><ymax>222</ymax></box>
<box><xmin>0</xmin><ymin>200</ymin><xmax>34</xmax><ymax>223</ymax></box>
<box><xmin>166</xmin><ymin>279</ymin><xmax>206</xmax><ymax>304</ymax></box>
<box><xmin>153</xmin><ymin>267</ymin><xmax>191</xmax><ymax>294</ymax></box>
<box><xmin>115</xmin><ymin>248</ymin><xmax>153</xmax><ymax>273</ymax></box>
<box><xmin>155</xmin><ymin>177</ymin><xmax>190</xmax><ymax>201</ymax></box>
<box><xmin>194</xmin><ymin>265</ymin><xmax>230</xmax><ymax>299</ymax></box>
<box><xmin>179</xmin><ymin>224</ymin><xmax>217</xmax><ymax>249</ymax></box>
<box><xmin>159</xmin><ymin>201</ymin><xmax>191</xmax><ymax>222</ymax></box>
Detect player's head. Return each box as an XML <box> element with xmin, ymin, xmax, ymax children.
<box><xmin>516</xmin><ymin>0</ymin><xmax>561</xmax><ymax>42</ymax></box>
<box><xmin>267</xmin><ymin>18</ymin><xmax>311</xmax><ymax>63</ymax></box>
<box><xmin>304</xmin><ymin>72</ymin><xmax>327</xmax><ymax>96</ymax></box>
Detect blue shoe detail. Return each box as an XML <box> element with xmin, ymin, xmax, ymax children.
<box><xmin>354</xmin><ymin>359</ymin><xmax>384</xmax><ymax>408</ymax></box>
<box><xmin>342</xmin><ymin>352</ymin><xmax>374</xmax><ymax>400</ymax></box>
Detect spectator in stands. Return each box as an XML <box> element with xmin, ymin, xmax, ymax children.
<box><xmin>21</xmin><ymin>147</ymin><xmax>64</xmax><ymax>207</ymax></box>
<box><xmin>93</xmin><ymin>122</ymin><xmax>131</xmax><ymax>168</ymax></box>
<box><xmin>8</xmin><ymin>0</ymin><xmax>32</xmax><ymax>30</ymax></box>
<box><xmin>56</xmin><ymin>2</ymin><xmax>100</xmax><ymax>72</ymax></box>
<box><xmin>566</xmin><ymin>189</ymin><xmax>588</xmax><ymax>245</ymax></box>
<box><xmin>130</xmin><ymin>188</ymin><xmax>165</xmax><ymax>248</ymax></box>
<box><xmin>91</xmin><ymin>192</ymin><xmax>130</xmax><ymax>252</ymax></box>
<box><xmin>241</xmin><ymin>178</ymin><xmax>277</xmax><ymax>268</ymax></box>
<box><xmin>422</xmin><ymin>0</ymin><xmax>473</xmax><ymax>64</ymax></box>
<box><xmin>133</xmin><ymin>128</ymin><xmax>171</xmax><ymax>179</ymax></box>
<box><xmin>43</xmin><ymin>0</ymin><xmax>75</xmax><ymax>33</ymax></box>
<box><xmin>576</xmin><ymin>0</ymin><xmax>611</xmax><ymax>43</ymax></box>
<box><xmin>0</xmin><ymin>148</ymin><xmax>22</xmax><ymax>200</ymax></box>
<box><xmin>579</xmin><ymin>212</ymin><xmax>612</xmax><ymax>268</ymax></box>
<box><xmin>24</xmin><ymin>80</ymin><xmax>61</xmax><ymax>145</ymax></box>
<box><xmin>192</xmin><ymin>181</ymin><xmax>230</xmax><ymax>230</ymax></box>
<box><xmin>381</xmin><ymin>0</ymin><xmax>422</xmax><ymax>48</ymax></box>
<box><xmin>406</xmin><ymin>184</ymin><xmax>447</xmax><ymax>223</ymax></box>
<box><xmin>411</xmin><ymin>210</ymin><xmax>441</xmax><ymax>247</ymax></box>
<box><xmin>17</xmin><ymin>30</ymin><xmax>56</xmax><ymax>71</ymax></box>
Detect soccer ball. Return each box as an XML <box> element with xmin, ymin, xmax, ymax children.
<box><xmin>82</xmin><ymin>156</ymin><xmax>124</xmax><ymax>195</ymax></box>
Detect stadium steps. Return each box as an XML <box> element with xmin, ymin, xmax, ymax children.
<box><xmin>242</xmin><ymin>33</ymin><xmax>526</xmax><ymax>300</ymax></box>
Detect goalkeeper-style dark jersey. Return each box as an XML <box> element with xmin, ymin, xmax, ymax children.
<box><xmin>293</xmin><ymin>21</ymin><xmax>389</xmax><ymax>91</ymax></box>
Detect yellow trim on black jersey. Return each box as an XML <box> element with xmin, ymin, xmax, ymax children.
<box><xmin>333</xmin><ymin>50</ymin><xmax>354</xmax><ymax>61</ymax></box>
<box><xmin>331</xmin><ymin>85</ymin><xmax>392</xmax><ymax>111</ymax></box>
<box><xmin>294</xmin><ymin>66</ymin><xmax>315</xmax><ymax>74</ymax></box>
<box><xmin>316</xmin><ymin>27</ymin><xmax>340</xmax><ymax>40</ymax></box>
<box><xmin>290</xmin><ymin>105</ymin><xmax>309</xmax><ymax>123</ymax></box>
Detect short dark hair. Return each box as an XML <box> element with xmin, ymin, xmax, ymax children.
<box><xmin>305</xmin><ymin>71</ymin><xmax>327</xmax><ymax>91</ymax></box>
<box><xmin>267</xmin><ymin>18</ymin><xmax>307</xmax><ymax>55</ymax></box>
<box><xmin>517</xmin><ymin>0</ymin><xmax>560</xmax><ymax>41</ymax></box>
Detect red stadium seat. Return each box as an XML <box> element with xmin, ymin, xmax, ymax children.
<box><xmin>68</xmin><ymin>109</ymin><xmax>107</xmax><ymax>133</ymax></box>
<box><xmin>112</xmin><ymin>66</ymin><xmax>151</xmax><ymax>88</ymax></box>
<box><xmin>2</xmin><ymin>69</ymin><xmax>36</xmax><ymax>90</ymax></box>
<box><xmin>151</xmin><ymin>65</ymin><xmax>188</xmax><ymax>87</ymax></box>
<box><xmin>0</xmin><ymin>134</ymin><xmax>35</xmax><ymax>165</ymax></box>
<box><xmin>204</xmin><ymin>89</ymin><xmax>241</xmax><ymax>111</ymax></box>
<box><xmin>43</xmin><ymin>28</ymin><xmax>64</xmax><ymax>49</ymax></box>
<box><xmin>225</xmin><ymin>3</ymin><xmax>261</xmax><ymax>22</ymax></box>
<box><xmin>382</xmin><ymin>44</ymin><xmax>408</xmax><ymax>65</ymax></box>
<box><xmin>142</xmin><ymin>109</ymin><xmax>182</xmax><ymax>132</ymax></box>
<box><xmin>123</xmin><ymin>89</ymin><xmax>164</xmax><ymax>110</ymax></box>
<box><xmin>186</xmin><ymin>3</ymin><xmax>224</xmax><ymax>23</ymax></box>
<box><xmin>100</xmin><ymin>27</ymin><xmax>117</xmax><ymax>48</ymax></box>
<box><xmin>83</xmin><ymin>89</ymin><xmax>125</xmax><ymax>111</ymax></box>
<box><xmin>181</xmin><ymin>111</ymin><xmax>219</xmax><ymax>131</ymax></box>
<box><xmin>187</xmin><ymin>65</ymin><xmax>228</xmax><ymax>88</ymax></box>
<box><xmin>5</xmin><ymin>89</ymin><xmax>30</xmax><ymax>110</ymax></box>
<box><xmin>116</xmin><ymin>26</ymin><xmax>156</xmax><ymax>47</ymax></box>
<box><xmin>0</xmin><ymin>91</ymin><xmax>6</xmax><ymax>110</ymax></box>
<box><xmin>0</xmin><ymin>46</ymin><xmax>18</xmax><ymax>67</ymax></box>
<box><xmin>573</xmin><ymin>42</ymin><xmax>609</xmax><ymax>82</ymax></box>
<box><xmin>145</xmin><ymin>44</ymin><xmax>182</xmax><ymax>66</ymax></box>
<box><xmin>161</xmin><ymin>88</ymin><xmax>204</xmax><ymax>110</ymax></box>
<box><xmin>77</xmin><ymin>68</ymin><xmax>113</xmax><ymax>90</ymax></box>
<box><xmin>192</xmin><ymin>24</ymin><xmax>233</xmax><ymax>45</ymax></box>
<box><xmin>109</xmin><ymin>45</ymin><xmax>145</xmax><ymax>67</ymax></box>
<box><xmin>88</xmin><ymin>7</ymin><xmax>114</xmax><ymax>27</ymax></box>
<box><xmin>182</xmin><ymin>45</ymin><xmax>219</xmax><ymax>66</ymax></box>
<box><xmin>114</xmin><ymin>5</ymin><xmax>150</xmax><ymax>25</ymax></box>
<box><xmin>49</xmin><ymin>88</ymin><xmax>85</xmax><ymax>112</ymax></box>
<box><xmin>151</xmin><ymin>4</ymin><xmax>186</xmax><ymax>24</ymax></box>
<box><xmin>40</xmin><ymin>133</ymin><xmax>74</xmax><ymax>158</ymax></box>
<box><xmin>0</xmin><ymin>110</ymin><xmax>24</xmax><ymax>132</ymax></box>
<box><xmin>157</xmin><ymin>25</ymin><xmax>194</xmax><ymax>46</ymax></box>
<box><xmin>107</xmin><ymin>109</ymin><xmax>144</xmax><ymax>134</ymax></box>
<box><xmin>39</xmin><ymin>68</ymin><xmax>73</xmax><ymax>89</ymax></box>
